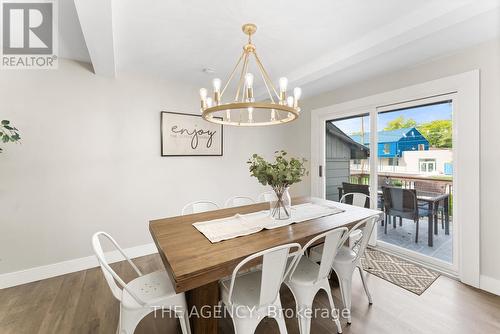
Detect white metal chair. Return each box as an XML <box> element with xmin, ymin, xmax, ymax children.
<box><xmin>219</xmin><ymin>243</ymin><xmax>302</xmax><ymax>334</ymax></box>
<box><xmin>257</xmin><ymin>191</ymin><xmax>277</xmax><ymax>202</ymax></box>
<box><xmin>285</xmin><ymin>227</ymin><xmax>348</xmax><ymax>334</ymax></box>
<box><xmin>340</xmin><ymin>193</ymin><xmax>371</xmax><ymax>247</ymax></box>
<box><xmin>309</xmin><ymin>193</ymin><xmax>370</xmax><ymax>263</ymax></box>
<box><xmin>331</xmin><ymin>216</ymin><xmax>378</xmax><ymax>324</ymax></box>
<box><xmin>91</xmin><ymin>232</ymin><xmax>191</xmax><ymax>334</ymax></box>
<box><xmin>224</xmin><ymin>196</ymin><xmax>256</xmax><ymax>208</ymax></box>
<box><xmin>340</xmin><ymin>192</ymin><xmax>370</xmax><ymax>208</ymax></box>
<box><xmin>181</xmin><ymin>200</ymin><xmax>220</xmax><ymax>215</ymax></box>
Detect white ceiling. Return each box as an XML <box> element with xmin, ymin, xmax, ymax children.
<box><xmin>61</xmin><ymin>0</ymin><xmax>500</xmax><ymax>97</ymax></box>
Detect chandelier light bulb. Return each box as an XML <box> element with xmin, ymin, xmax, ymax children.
<box><xmin>226</xmin><ymin>109</ymin><xmax>231</xmax><ymax>121</ymax></box>
<box><xmin>279</xmin><ymin>77</ymin><xmax>288</xmax><ymax>92</ymax></box>
<box><xmin>212</xmin><ymin>78</ymin><xmax>222</xmax><ymax>104</ymax></box>
<box><xmin>293</xmin><ymin>87</ymin><xmax>302</xmax><ymax>101</ymax></box>
<box><xmin>199</xmin><ymin>88</ymin><xmax>208</xmax><ymax>100</ymax></box>
<box><xmin>248</xmin><ymin>107</ymin><xmax>254</xmax><ymax>122</ymax></box>
<box><xmin>245</xmin><ymin>73</ymin><xmax>255</xmax><ymax>102</ymax></box>
<box><xmin>287</xmin><ymin>96</ymin><xmax>294</xmax><ymax>107</ymax></box>
<box><xmin>206</xmin><ymin>97</ymin><xmax>213</xmax><ymax>108</ymax></box>
<box><xmin>271</xmin><ymin>109</ymin><xmax>276</xmax><ymax>122</ymax></box>
<box><xmin>212</xmin><ymin>78</ymin><xmax>221</xmax><ymax>92</ymax></box>
<box><xmin>245</xmin><ymin>73</ymin><xmax>254</xmax><ymax>88</ymax></box>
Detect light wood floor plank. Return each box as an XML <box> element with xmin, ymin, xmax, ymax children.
<box><xmin>1</xmin><ymin>254</ymin><xmax>499</xmax><ymax>334</ymax></box>
<box><xmin>38</xmin><ymin>271</ymin><xmax>86</xmax><ymax>334</ymax></box>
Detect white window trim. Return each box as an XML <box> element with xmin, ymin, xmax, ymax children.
<box><xmin>419</xmin><ymin>159</ymin><xmax>436</xmax><ymax>173</ymax></box>
<box><xmin>310</xmin><ymin>70</ymin><xmax>480</xmax><ymax>288</ymax></box>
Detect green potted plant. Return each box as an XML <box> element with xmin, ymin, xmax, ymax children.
<box><xmin>0</xmin><ymin>120</ymin><xmax>21</xmax><ymax>153</ymax></box>
<box><xmin>248</xmin><ymin>150</ymin><xmax>308</xmax><ymax>220</ymax></box>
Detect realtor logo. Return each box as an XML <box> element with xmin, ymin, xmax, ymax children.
<box><xmin>1</xmin><ymin>0</ymin><xmax>58</xmax><ymax>69</ymax></box>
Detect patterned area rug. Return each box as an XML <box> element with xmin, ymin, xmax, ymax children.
<box><xmin>361</xmin><ymin>248</ymin><xmax>440</xmax><ymax>295</ymax></box>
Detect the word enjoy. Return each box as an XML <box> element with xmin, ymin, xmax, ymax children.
<box><xmin>171</xmin><ymin>125</ymin><xmax>217</xmax><ymax>150</ymax></box>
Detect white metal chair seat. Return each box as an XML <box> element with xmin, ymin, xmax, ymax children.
<box><xmin>331</xmin><ymin>246</ymin><xmax>356</xmax><ymax>265</ymax></box>
<box><xmin>121</xmin><ymin>270</ymin><xmax>179</xmax><ymax>309</ymax></box>
<box><xmin>92</xmin><ymin>232</ymin><xmax>191</xmax><ymax>334</ymax></box>
<box><xmin>308</xmin><ymin>229</ymin><xmax>362</xmax><ymax>263</ymax></box>
<box><xmin>284</xmin><ymin>256</ymin><xmax>322</xmax><ymax>285</ymax></box>
<box><xmin>220</xmin><ymin>271</ymin><xmax>262</xmax><ymax>310</ymax></box>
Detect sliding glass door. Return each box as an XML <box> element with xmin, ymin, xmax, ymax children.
<box><xmin>376</xmin><ymin>98</ymin><xmax>455</xmax><ymax>271</ymax></box>
<box><xmin>324</xmin><ymin>95</ymin><xmax>457</xmax><ymax>273</ymax></box>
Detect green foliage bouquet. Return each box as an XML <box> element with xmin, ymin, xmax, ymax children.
<box><xmin>248</xmin><ymin>150</ymin><xmax>308</xmax><ymax>219</ymax></box>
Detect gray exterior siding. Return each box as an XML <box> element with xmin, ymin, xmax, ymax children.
<box><xmin>325</xmin><ymin>135</ymin><xmax>350</xmax><ymax>201</ymax></box>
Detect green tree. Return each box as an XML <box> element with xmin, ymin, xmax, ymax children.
<box><xmin>417</xmin><ymin>120</ymin><xmax>452</xmax><ymax>148</ymax></box>
<box><xmin>384</xmin><ymin>116</ymin><xmax>417</xmax><ymax>130</ymax></box>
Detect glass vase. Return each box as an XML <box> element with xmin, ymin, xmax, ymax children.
<box><xmin>270</xmin><ymin>187</ymin><xmax>291</xmax><ymax>220</ymax></box>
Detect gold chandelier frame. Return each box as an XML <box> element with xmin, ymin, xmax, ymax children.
<box><xmin>200</xmin><ymin>23</ymin><xmax>301</xmax><ymax>126</ymax></box>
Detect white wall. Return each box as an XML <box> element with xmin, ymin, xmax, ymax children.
<box><xmin>401</xmin><ymin>150</ymin><xmax>453</xmax><ymax>174</ymax></box>
<box><xmin>293</xmin><ymin>38</ymin><xmax>500</xmax><ymax>282</ymax></box>
<box><xmin>0</xmin><ymin>60</ymin><xmax>295</xmax><ymax>275</ymax></box>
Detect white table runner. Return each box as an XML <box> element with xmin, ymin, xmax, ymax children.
<box><xmin>193</xmin><ymin>202</ymin><xmax>345</xmax><ymax>243</ymax></box>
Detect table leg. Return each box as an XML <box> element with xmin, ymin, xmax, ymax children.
<box><xmin>434</xmin><ymin>203</ymin><xmax>438</xmax><ymax>236</ymax></box>
<box><xmin>428</xmin><ymin>202</ymin><xmax>434</xmax><ymax>247</ymax></box>
<box><xmin>444</xmin><ymin>196</ymin><xmax>450</xmax><ymax>235</ymax></box>
<box><xmin>186</xmin><ymin>281</ymin><xmax>219</xmax><ymax>334</ymax></box>
<box><xmin>441</xmin><ymin>212</ymin><xmax>445</xmax><ymax>229</ymax></box>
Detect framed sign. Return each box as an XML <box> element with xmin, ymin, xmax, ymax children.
<box><xmin>161</xmin><ymin>111</ymin><xmax>223</xmax><ymax>156</ymax></box>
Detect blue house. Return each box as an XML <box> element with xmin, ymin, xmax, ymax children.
<box><xmin>351</xmin><ymin>127</ymin><xmax>429</xmax><ymax>158</ymax></box>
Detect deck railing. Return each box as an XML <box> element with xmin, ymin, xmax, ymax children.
<box><xmin>348</xmin><ymin>171</ymin><xmax>453</xmax><ymax>195</ymax></box>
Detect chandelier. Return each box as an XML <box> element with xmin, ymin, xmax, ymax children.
<box><xmin>199</xmin><ymin>23</ymin><xmax>302</xmax><ymax>126</ymax></box>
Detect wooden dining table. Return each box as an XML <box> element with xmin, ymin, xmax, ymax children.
<box><xmin>149</xmin><ymin>197</ymin><xmax>382</xmax><ymax>334</ymax></box>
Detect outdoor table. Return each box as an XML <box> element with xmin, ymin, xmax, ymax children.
<box><xmin>337</xmin><ymin>186</ymin><xmax>450</xmax><ymax>247</ymax></box>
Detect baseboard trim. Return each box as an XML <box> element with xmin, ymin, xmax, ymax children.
<box><xmin>0</xmin><ymin>243</ymin><xmax>158</xmax><ymax>289</ymax></box>
<box><xmin>480</xmin><ymin>275</ymin><xmax>500</xmax><ymax>296</ymax></box>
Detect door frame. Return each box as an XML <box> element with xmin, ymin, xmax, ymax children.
<box><xmin>310</xmin><ymin>70</ymin><xmax>480</xmax><ymax>287</ymax></box>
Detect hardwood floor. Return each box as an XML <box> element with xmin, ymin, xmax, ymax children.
<box><xmin>1</xmin><ymin>254</ymin><xmax>499</xmax><ymax>334</ymax></box>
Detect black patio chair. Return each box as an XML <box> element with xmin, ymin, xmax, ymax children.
<box><xmin>381</xmin><ymin>186</ymin><xmax>431</xmax><ymax>243</ymax></box>
<box><xmin>414</xmin><ymin>181</ymin><xmax>447</xmax><ymax>230</ymax></box>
